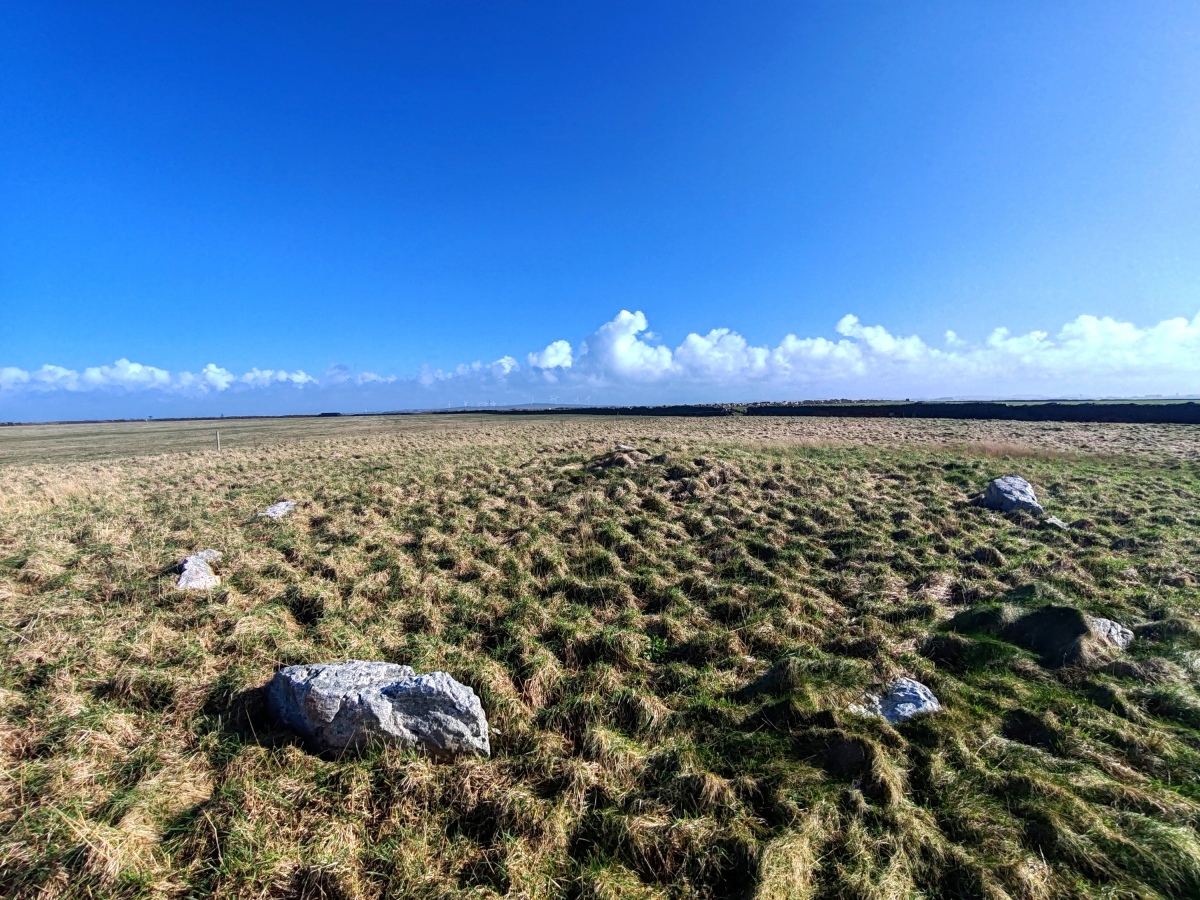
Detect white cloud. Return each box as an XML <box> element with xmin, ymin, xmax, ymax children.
<box><xmin>0</xmin><ymin>359</ymin><xmax>315</xmax><ymax>395</ymax></box>
<box><xmin>675</xmin><ymin>328</ymin><xmax>769</xmax><ymax>379</ymax></box>
<box><xmin>238</xmin><ymin>367</ymin><xmax>316</xmax><ymax>388</ymax></box>
<box><xmin>527</xmin><ymin>339</ymin><xmax>573</xmax><ymax>369</ymax></box>
<box><xmin>581</xmin><ymin>309</ymin><xmax>675</xmax><ymax>380</ymax></box>
<box><xmin>0</xmin><ymin>367</ymin><xmax>29</xmax><ymax>389</ymax></box>
<box><xmin>4</xmin><ymin>308</ymin><xmax>1199</xmax><ymax>409</ymax></box>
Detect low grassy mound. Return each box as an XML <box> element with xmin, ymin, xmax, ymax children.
<box><xmin>1</xmin><ymin>416</ymin><xmax>1199</xmax><ymax>899</ymax></box>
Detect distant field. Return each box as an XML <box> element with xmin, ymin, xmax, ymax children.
<box><xmin>3</xmin><ymin>411</ymin><xmax>1199</xmax><ymax>465</ymax></box>
<box><xmin>2</xmin><ymin>415</ymin><xmax>1200</xmax><ymax>898</ymax></box>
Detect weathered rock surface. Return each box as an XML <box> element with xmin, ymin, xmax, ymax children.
<box><xmin>1087</xmin><ymin>615</ymin><xmax>1134</xmax><ymax>651</ymax></box>
<box><xmin>268</xmin><ymin>660</ymin><xmax>490</xmax><ymax>756</ymax></box>
<box><xmin>259</xmin><ymin>500</ymin><xmax>296</xmax><ymax>519</ymax></box>
<box><xmin>982</xmin><ymin>475</ymin><xmax>1044</xmax><ymax>516</ymax></box>
<box><xmin>852</xmin><ymin>677</ymin><xmax>941</xmax><ymax>724</ymax></box>
<box><xmin>177</xmin><ymin>549</ymin><xmax>221</xmax><ymax>590</ymax></box>
<box><xmin>1043</xmin><ymin>516</ymin><xmax>1070</xmax><ymax>530</ymax></box>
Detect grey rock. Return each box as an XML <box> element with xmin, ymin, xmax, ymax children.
<box><xmin>177</xmin><ymin>549</ymin><xmax>221</xmax><ymax>590</ymax></box>
<box><xmin>259</xmin><ymin>500</ymin><xmax>296</xmax><ymax>519</ymax></box>
<box><xmin>268</xmin><ymin>660</ymin><xmax>490</xmax><ymax>756</ymax></box>
<box><xmin>851</xmin><ymin>677</ymin><xmax>941</xmax><ymax>724</ymax></box>
<box><xmin>614</xmin><ymin>443</ymin><xmax>636</xmax><ymax>451</ymax></box>
<box><xmin>1087</xmin><ymin>615</ymin><xmax>1134</xmax><ymax>651</ymax></box>
<box><xmin>982</xmin><ymin>475</ymin><xmax>1044</xmax><ymax>516</ymax></box>
<box><xmin>1043</xmin><ymin>516</ymin><xmax>1070</xmax><ymax>530</ymax></box>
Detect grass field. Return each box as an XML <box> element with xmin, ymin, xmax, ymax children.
<box><xmin>2</xmin><ymin>414</ymin><xmax>1200</xmax><ymax>899</ymax></box>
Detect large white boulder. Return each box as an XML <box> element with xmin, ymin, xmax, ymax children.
<box><xmin>982</xmin><ymin>475</ymin><xmax>1044</xmax><ymax>516</ymax></box>
<box><xmin>268</xmin><ymin>660</ymin><xmax>490</xmax><ymax>756</ymax></box>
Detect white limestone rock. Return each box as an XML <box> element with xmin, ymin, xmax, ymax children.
<box><xmin>983</xmin><ymin>475</ymin><xmax>1044</xmax><ymax>516</ymax></box>
<box><xmin>259</xmin><ymin>500</ymin><xmax>296</xmax><ymax>519</ymax></box>
<box><xmin>177</xmin><ymin>549</ymin><xmax>221</xmax><ymax>590</ymax></box>
<box><xmin>1087</xmin><ymin>615</ymin><xmax>1134</xmax><ymax>651</ymax></box>
<box><xmin>268</xmin><ymin>660</ymin><xmax>490</xmax><ymax>757</ymax></box>
<box><xmin>851</xmin><ymin>677</ymin><xmax>942</xmax><ymax>724</ymax></box>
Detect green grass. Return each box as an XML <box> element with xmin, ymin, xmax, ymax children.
<box><xmin>1</xmin><ymin>415</ymin><xmax>1199</xmax><ymax>899</ymax></box>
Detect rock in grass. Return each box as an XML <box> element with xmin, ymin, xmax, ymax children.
<box><xmin>851</xmin><ymin>677</ymin><xmax>941</xmax><ymax>724</ymax></box>
<box><xmin>1087</xmin><ymin>615</ymin><xmax>1134</xmax><ymax>651</ymax></box>
<box><xmin>1002</xmin><ymin>605</ymin><xmax>1132</xmax><ymax>667</ymax></box>
<box><xmin>982</xmin><ymin>475</ymin><xmax>1044</xmax><ymax>516</ymax></box>
<box><xmin>259</xmin><ymin>500</ymin><xmax>296</xmax><ymax>519</ymax></box>
<box><xmin>177</xmin><ymin>549</ymin><xmax>221</xmax><ymax>590</ymax></box>
<box><xmin>268</xmin><ymin>660</ymin><xmax>490</xmax><ymax>756</ymax></box>
<box><xmin>1043</xmin><ymin>516</ymin><xmax>1070</xmax><ymax>530</ymax></box>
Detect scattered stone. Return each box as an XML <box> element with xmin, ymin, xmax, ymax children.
<box><xmin>1087</xmin><ymin>615</ymin><xmax>1134</xmax><ymax>651</ymax></box>
<box><xmin>982</xmin><ymin>475</ymin><xmax>1044</xmax><ymax>516</ymax></box>
<box><xmin>177</xmin><ymin>550</ymin><xmax>221</xmax><ymax>590</ymax></box>
<box><xmin>1043</xmin><ymin>516</ymin><xmax>1070</xmax><ymax>530</ymax></box>
<box><xmin>1002</xmin><ymin>605</ymin><xmax>1132</xmax><ymax>667</ymax></box>
<box><xmin>268</xmin><ymin>660</ymin><xmax>490</xmax><ymax>757</ymax></box>
<box><xmin>851</xmin><ymin>677</ymin><xmax>941</xmax><ymax>724</ymax></box>
<box><xmin>259</xmin><ymin>500</ymin><xmax>296</xmax><ymax>519</ymax></box>
<box><xmin>614</xmin><ymin>443</ymin><xmax>636</xmax><ymax>451</ymax></box>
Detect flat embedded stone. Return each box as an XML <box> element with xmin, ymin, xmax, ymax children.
<box><xmin>1087</xmin><ymin>615</ymin><xmax>1134</xmax><ymax>651</ymax></box>
<box><xmin>851</xmin><ymin>677</ymin><xmax>941</xmax><ymax>724</ymax></box>
<box><xmin>177</xmin><ymin>550</ymin><xmax>222</xmax><ymax>590</ymax></box>
<box><xmin>259</xmin><ymin>500</ymin><xmax>296</xmax><ymax>519</ymax></box>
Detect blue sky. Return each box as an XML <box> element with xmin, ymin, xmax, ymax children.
<box><xmin>3</xmin><ymin>1</ymin><xmax>1200</xmax><ymax>420</ymax></box>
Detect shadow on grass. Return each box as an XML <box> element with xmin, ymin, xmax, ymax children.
<box><xmin>199</xmin><ymin>674</ymin><xmax>302</xmax><ymax>762</ymax></box>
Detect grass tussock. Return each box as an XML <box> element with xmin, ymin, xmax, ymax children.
<box><xmin>1</xmin><ymin>414</ymin><xmax>1199</xmax><ymax>898</ymax></box>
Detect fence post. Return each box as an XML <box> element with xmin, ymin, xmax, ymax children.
<box><xmin>216</xmin><ymin>430</ymin><xmax>221</xmax><ymax>452</ymax></box>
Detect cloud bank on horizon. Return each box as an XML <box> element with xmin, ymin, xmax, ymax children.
<box><xmin>3</xmin><ymin>308</ymin><xmax>1199</xmax><ymax>419</ymax></box>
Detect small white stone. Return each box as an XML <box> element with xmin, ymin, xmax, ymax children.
<box><xmin>177</xmin><ymin>550</ymin><xmax>222</xmax><ymax>590</ymax></box>
<box><xmin>259</xmin><ymin>500</ymin><xmax>296</xmax><ymax>519</ymax></box>
<box><xmin>853</xmin><ymin>677</ymin><xmax>941</xmax><ymax>724</ymax></box>
<box><xmin>1087</xmin><ymin>615</ymin><xmax>1134</xmax><ymax>651</ymax></box>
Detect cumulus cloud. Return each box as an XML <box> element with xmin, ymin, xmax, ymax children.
<box><xmin>527</xmin><ymin>339</ymin><xmax>573</xmax><ymax>369</ymax></box>
<box><xmin>324</xmin><ymin>364</ymin><xmax>397</xmax><ymax>385</ymax></box>
<box><xmin>0</xmin><ymin>358</ymin><xmax>315</xmax><ymax>395</ymax></box>
<box><xmin>4</xmin><ymin>308</ymin><xmax>1199</xmax><ymax>415</ymax></box>
<box><xmin>581</xmin><ymin>310</ymin><xmax>675</xmax><ymax>380</ymax></box>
